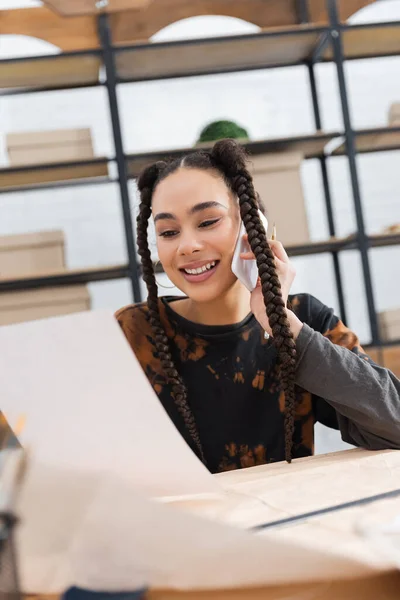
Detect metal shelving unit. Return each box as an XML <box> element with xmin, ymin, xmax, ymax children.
<box><xmin>0</xmin><ymin>0</ymin><xmax>399</xmax><ymax>348</ymax></box>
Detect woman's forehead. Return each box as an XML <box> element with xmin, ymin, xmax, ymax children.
<box><xmin>152</xmin><ymin>168</ymin><xmax>232</xmax><ymax>212</ymax></box>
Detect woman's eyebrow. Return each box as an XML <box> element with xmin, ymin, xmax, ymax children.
<box><xmin>153</xmin><ymin>212</ymin><xmax>176</xmax><ymax>224</ymax></box>
<box><xmin>189</xmin><ymin>201</ymin><xmax>227</xmax><ymax>215</ymax></box>
<box><xmin>154</xmin><ymin>201</ymin><xmax>227</xmax><ymax>224</ymax></box>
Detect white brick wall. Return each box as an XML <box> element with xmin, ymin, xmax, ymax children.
<box><xmin>1</xmin><ymin>1</ymin><xmax>400</xmax><ymax>451</ymax></box>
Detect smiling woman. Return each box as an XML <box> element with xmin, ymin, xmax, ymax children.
<box><xmin>115</xmin><ymin>139</ymin><xmax>400</xmax><ymax>474</ymax></box>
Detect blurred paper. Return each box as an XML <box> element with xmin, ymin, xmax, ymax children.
<box><xmin>1</xmin><ymin>312</ymin><xmax>398</xmax><ymax>595</ymax></box>
<box><xmin>70</xmin><ymin>477</ymin><xmax>381</xmax><ymax>592</ymax></box>
<box><xmin>0</xmin><ymin>311</ymin><xmax>219</xmax><ymax>498</ymax></box>
<box><xmin>15</xmin><ymin>461</ymin><xmax>379</xmax><ymax>594</ymax></box>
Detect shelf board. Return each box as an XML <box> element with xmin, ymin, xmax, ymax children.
<box><xmin>116</xmin><ymin>22</ymin><xmax>400</xmax><ymax>83</ymax></box>
<box><xmin>368</xmin><ymin>232</ymin><xmax>400</xmax><ymax>249</ymax></box>
<box><xmin>244</xmin><ymin>132</ymin><xmax>340</xmax><ymax>158</ymax></box>
<box><xmin>116</xmin><ymin>26</ymin><xmax>327</xmax><ymax>82</ymax></box>
<box><xmin>0</xmin><ymin>264</ymin><xmax>130</xmax><ymax>293</ymax></box>
<box><xmin>127</xmin><ymin>132</ymin><xmax>340</xmax><ymax>177</ymax></box>
<box><xmin>0</xmin><ymin>175</ymin><xmax>115</xmax><ymax>195</ymax></box>
<box><xmin>285</xmin><ymin>238</ymin><xmax>347</xmax><ymax>257</ymax></box>
<box><xmin>324</xmin><ymin>24</ymin><xmax>400</xmax><ymax>62</ymax></box>
<box><xmin>273</xmin><ymin>234</ymin><xmax>400</xmax><ymax>257</ymax></box>
<box><xmin>332</xmin><ymin>127</ymin><xmax>400</xmax><ymax>155</ymax></box>
<box><xmin>1</xmin><ymin>21</ymin><xmax>398</xmax><ymax>94</ymax></box>
<box><xmin>324</xmin><ymin>232</ymin><xmax>400</xmax><ymax>251</ymax></box>
<box><xmin>0</xmin><ymin>53</ymin><xmax>102</xmax><ymax>91</ymax></box>
<box><xmin>0</xmin><ymin>158</ymin><xmax>110</xmax><ymax>191</ymax></box>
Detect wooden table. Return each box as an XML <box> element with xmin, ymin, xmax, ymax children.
<box><xmin>152</xmin><ymin>449</ymin><xmax>400</xmax><ymax>598</ymax></box>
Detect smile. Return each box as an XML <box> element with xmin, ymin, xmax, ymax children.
<box><xmin>179</xmin><ymin>260</ymin><xmax>219</xmax><ymax>283</ymax></box>
<box><xmin>184</xmin><ymin>261</ymin><xmax>216</xmax><ymax>275</ymax></box>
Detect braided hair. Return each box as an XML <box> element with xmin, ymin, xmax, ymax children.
<box><xmin>136</xmin><ymin>140</ymin><xmax>297</xmax><ymax>464</ymax></box>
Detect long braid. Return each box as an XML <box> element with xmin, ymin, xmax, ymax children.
<box><xmin>211</xmin><ymin>140</ymin><xmax>297</xmax><ymax>462</ymax></box>
<box><xmin>136</xmin><ymin>162</ymin><xmax>205</xmax><ymax>463</ymax></box>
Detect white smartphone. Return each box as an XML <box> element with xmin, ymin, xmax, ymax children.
<box><xmin>231</xmin><ymin>210</ymin><xmax>269</xmax><ymax>292</ymax></box>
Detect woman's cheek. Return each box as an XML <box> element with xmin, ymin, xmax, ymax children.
<box><xmin>157</xmin><ymin>241</ymin><xmax>176</xmax><ymax>271</ymax></box>
<box><xmin>215</xmin><ymin>224</ymin><xmax>238</xmax><ymax>255</ymax></box>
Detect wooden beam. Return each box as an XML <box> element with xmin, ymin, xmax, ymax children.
<box><xmin>112</xmin><ymin>0</ymin><xmax>298</xmax><ymax>44</ymax></box>
<box><xmin>0</xmin><ymin>0</ymin><xmax>377</xmax><ymax>51</ymax></box>
<box><xmin>0</xmin><ymin>7</ymin><xmax>99</xmax><ymax>51</ymax></box>
<box><xmin>111</xmin><ymin>0</ymin><xmax>376</xmax><ymax>44</ymax></box>
<box><xmin>42</xmin><ymin>0</ymin><xmax>153</xmax><ymax>17</ymax></box>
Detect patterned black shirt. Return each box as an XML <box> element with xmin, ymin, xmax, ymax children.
<box><xmin>116</xmin><ymin>293</ymin><xmax>367</xmax><ymax>473</ymax></box>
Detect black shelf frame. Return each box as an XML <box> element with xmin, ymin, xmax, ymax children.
<box><xmin>327</xmin><ymin>0</ymin><xmax>379</xmax><ymax>342</ymax></box>
<box><xmin>0</xmin><ymin>0</ymin><xmax>399</xmax><ymax>348</ymax></box>
<box><xmin>0</xmin><ymin>265</ymin><xmax>130</xmax><ymax>293</ymax></box>
<box><xmin>98</xmin><ymin>13</ymin><xmax>142</xmax><ymax>302</ymax></box>
<box><xmin>0</xmin><ymin>176</ymin><xmax>116</xmax><ymax>196</ymax></box>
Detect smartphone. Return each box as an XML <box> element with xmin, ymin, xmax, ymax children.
<box><xmin>231</xmin><ymin>210</ymin><xmax>269</xmax><ymax>292</ymax></box>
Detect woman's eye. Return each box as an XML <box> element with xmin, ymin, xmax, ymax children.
<box><xmin>159</xmin><ymin>230</ymin><xmax>178</xmax><ymax>238</ymax></box>
<box><xmin>199</xmin><ymin>218</ymin><xmax>220</xmax><ymax>228</ymax></box>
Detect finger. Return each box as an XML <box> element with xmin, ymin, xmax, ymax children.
<box><xmin>268</xmin><ymin>239</ymin><xmax>289</xmax><ymax>262</ymax></box>
<box><xmin>239</xmin><ymin>252</ymin><xmax>255</xmax><ymax>260</ymax></box>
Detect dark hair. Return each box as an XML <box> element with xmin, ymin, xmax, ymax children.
<box><xmin>136</xmin><ymin>139</ymin><xmax>297</xmax><ymax>464</ymax></box>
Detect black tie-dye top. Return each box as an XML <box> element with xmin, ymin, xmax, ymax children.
<box><xmin>116</xmin><ymin>293</ymin><xmax>365</xmax><ymax>474</ymax></box>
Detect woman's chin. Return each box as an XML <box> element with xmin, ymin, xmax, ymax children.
<box><xmin>179</xmin><ymin>278</ymin><xmax>237</xmax><ymax>304</ymax></box>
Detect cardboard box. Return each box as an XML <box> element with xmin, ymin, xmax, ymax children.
<box><xmin>378</xmin><ymin>308</ymin><xmax>400</xmax><ymax>342</ymax></box>
<box><xmin>388</xmin><ymin>102</ymin><xmax>400</xmax><ymax>125</ymax></box>
<box><xmin>0</xmin><ymin>230</ymin><xmax>65</xmax><ymax>277</ymax></box>
<box><xmin>368</xmin><ymin>344</ymin><xmax>400</xmax><ymax>378</ymax></box>
<box><xmin>0</xmin><ymin>286</ymin><xmax>91</xmax><ymax>326</ymax></box>
<box><xmin>250</xmin><ymin>152</ymin><xmax>309</xmax><ymax>246</ymax></box>
<box><xmin>6</xmin><ymin>128</ymin><xmax>95</xmax><ymax>166</ymax></box>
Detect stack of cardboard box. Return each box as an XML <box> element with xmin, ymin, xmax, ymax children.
<box><xmin>0</xmin><ymin>230</ymin><xmax>90</xmax><ymax>326</ymax></box>
<box><xmin>250</xmin><ymin>152</ymin><xmax>309</xmax><ymax>246</ymax></box>
<box><xmin>0</xmin><ymin>128</ymin><xmax>96</xmax><ymax>326</ymax></box>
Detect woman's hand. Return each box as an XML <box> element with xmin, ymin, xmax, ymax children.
<box><xmin>240</xmin><ymin>236</ymin><xmax>302</xmax><ymax>338</ymax></box>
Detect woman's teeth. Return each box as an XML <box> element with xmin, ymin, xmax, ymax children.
<box><xmin>184</xmin><ymin>261</ymin><xmax>216</xmax><ymax>275</ymax></box>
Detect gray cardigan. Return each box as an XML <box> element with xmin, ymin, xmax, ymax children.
<box><xmin>296</xmin><ymin>323</ymin><xmax>400</xmax><ymax>450</ymax></box>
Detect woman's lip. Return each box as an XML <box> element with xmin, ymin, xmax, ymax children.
<box><xmin>179</xmin><ymin>260</ymin><xmax>219</xmax><ymax>270</ymax></box>
<box><xmin>180</xmin><ymin>262</ymin><xmax>219</xmax><ymax>283</ymax></box>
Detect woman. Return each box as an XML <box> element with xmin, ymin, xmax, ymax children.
<box><xmin>116</xmin><ymin>139</ymin><xmax>400</xmax><ymax>473</ymax></box>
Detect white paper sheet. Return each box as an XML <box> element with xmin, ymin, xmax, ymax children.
<box><xmin>0</xmin><ymin>311</ymin><xmax>219</xmax><ymax>498</ymax></box>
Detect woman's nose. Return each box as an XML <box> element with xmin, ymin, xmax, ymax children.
<box><xmin>177</xmin><ymin>232</ymin><xmax>204</xmax><ymax>255</ymax></box>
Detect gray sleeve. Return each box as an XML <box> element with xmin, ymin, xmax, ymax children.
<box><xmin>295</xmin><ymin>323</ymin><xmax>400</xmax><ymax>449</ymax></box>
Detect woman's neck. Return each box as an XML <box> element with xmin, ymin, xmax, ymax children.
<box><xmin>171</xmin><ymin>282</ymin><xmax>251</xmax><ymax>326</ymax></box>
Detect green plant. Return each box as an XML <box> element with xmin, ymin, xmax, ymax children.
<box><xmin>197</xmin><ymin>120</ymin><xmax>249</xmax><ymax>144</ymax></box>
